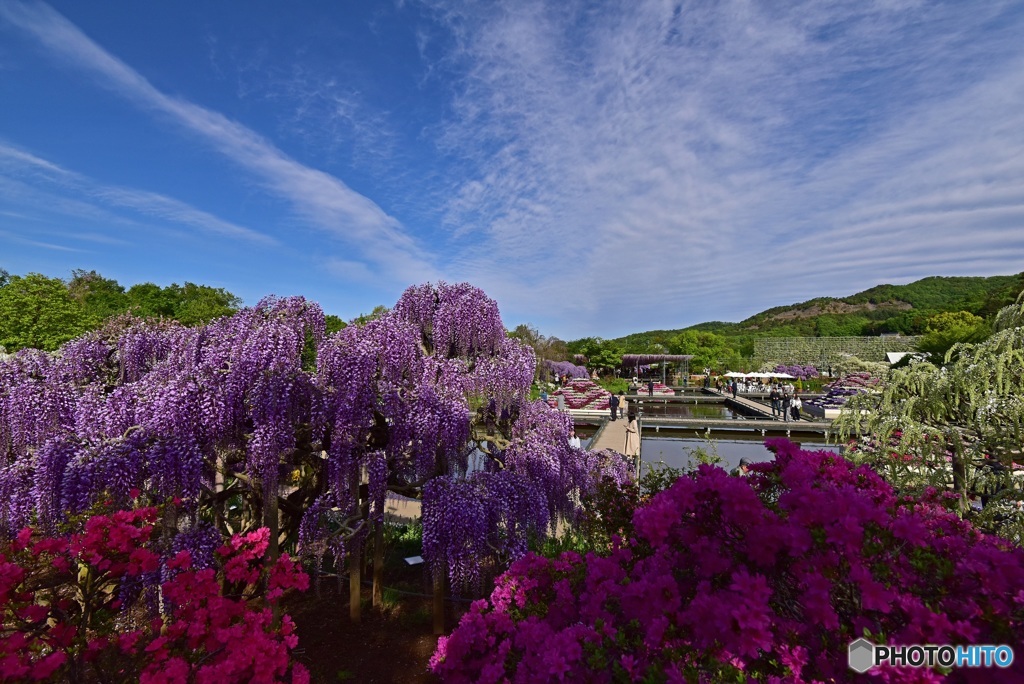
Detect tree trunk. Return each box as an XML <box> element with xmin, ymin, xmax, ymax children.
<box><xmin>264</xmin><ymin>481</ymin><xmax>281</xmax><ymax>626</ymax></box>
<box><xmin>372</xmin><ymin>522</ymin><xmax>384</xmax><ymax>608</ymax></box>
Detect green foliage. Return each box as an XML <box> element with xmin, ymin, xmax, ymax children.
<box><xmin>0</xmin><ymin>269</ymin><xmax>243</xmax><ymax>352</ymax></box>
<box><xmin>814</xmin><ymin>314</ymin><xmax>871</xmax><ymax>337</ymax></box>
<box><xmin>0</xmin><ymin>273</ymin><xmax>94</xmax><ymax>351</ymax></box>
<box><xmin>637</xmin><ymin>461</ymin><xmax>686</xmax><ymax>499</ymax></box>
<box><xmin>596</xmin><ymin>377</ymin><xmax>629</xmax><ymax>394</ymax></box>
<box><xmin>566</xmin><ymin>337</ymin><xmax>622</xmax><ymax>374</ymax></box>
<box><xmin>666</xmin><ymin>330</ymin><xmax>740</xmax><ymax>371</ymax></box>
<box><xmin>324</xmin><ymin>314</ymin><xmax>347</xmax><ymax>335</ymax></box>
<box><xmin>536</xmin><ymin>476</ymin><xmax>640</xmax><ymax>556</ymax></box>
<box><xmin>917</xmin><ymin>310</ymin><xmax>989</xmax><ymax>362</ymax></box>
<box><xmin>849</xmin><ymin>274</ymin><xmax>1021</xmax><ymax>311</ymax></box>
<box><xmin>350</xmin><ymin>304</ymin><xmax>390</xmax><ymax>326</ymax></box>
<box><xmin>68</xmin><ymin>269</ymin><xmax>129</xmax><ymax>321</ymax></box>
<box><xmin>167</xmin><ymin>282</ymin><xmax>242</xmax><ymax>325</ymax></box>
<box><xmin>509</xmin><ymin>323</ymin><xmax>569</xmax><ymax>379</ymax></box>
<box><xmin>125</xmin><ymin>282</ymin><xmax>177</xmax><ymax>318</ymax></box>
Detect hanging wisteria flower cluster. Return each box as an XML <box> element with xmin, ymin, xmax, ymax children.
<box><xmin>544</xmin><ymin>359</ymin><xmax>589</xmax><ymax>380</ymax></box>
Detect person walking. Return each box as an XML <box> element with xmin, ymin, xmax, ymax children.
<box><xmin>769</xmin><ymin>386</ymin><xmax>781</xmax><ymax>418</ymax></box>
<box><xmin>781</xmin><ymin>392</ymin><xmax>792</xmax><ymax>422</ymax></box>
<box><xmin>647</xmin><ymin>379</ymin><xmax>654</xmax><ymax>396</ymax></box>
<box><xmin>624</xmin><ymin>412</ymin><xmax>640</xmax><ymax>457</ymax></box>
<box><xmin>609</xmin><ymin>392</ymin><xmax>620</xmax><ymax>421</ymax></box>
<box><xmin>618</xmin><ymin>391</ymin><xmax>628</xmax><ymax>420</ymax></box>
<box><xmin>791</xmin><ymin>393</ymin><xmax>802</xmax><ymax>421</ymax></box>
<box><xmin>731</xmin><ymin>380</ymin><xmax>738</xmax><ymax>398</ymax></box>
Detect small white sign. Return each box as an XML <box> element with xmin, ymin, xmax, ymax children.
<box><xmin>404</xmin><ymin>555</ymin><xmax>424</xmax><ymax>565</ymax></box>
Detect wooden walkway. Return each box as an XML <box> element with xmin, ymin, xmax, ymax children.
<box><xmin>590</xmin><ymin>415</ymin><xmax>641</xmax><ymax>458</ymax></box>
<box><xmin>706</xmin><ymin>388</ymin><xmax>817</xmax><ymax>422</ymax></box>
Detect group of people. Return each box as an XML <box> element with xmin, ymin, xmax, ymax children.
<box><xmin>768</xmin><ymin>385</ymin><xmax>802</xmax><ymax>421</ymax></box>
<box><xmin>607</xmin><ymin>392</ymin><xmax>640</xmax><ymax>457</ymax></box>
<box><xmin>539</xmin><ymin>388</ymin><xmax>568</xmax><ymax>412</ymax></box>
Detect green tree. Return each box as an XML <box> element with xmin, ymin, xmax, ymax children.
<box><xmin>509</xmin><ymin>324</ymin><xmax>569</xmax><ymax>381</ymax></box>
<box><xmin>350</xmin><ymin>305</ymin><xmax>389</xmax><ymax>326</ymax></box>
<box><xmin>666</xmin><ymin>330</ymin><xmax>740</xmax><ymax>372</ymax></box>
<box><xmin>0</xmin><ymin>273</ymin><xmax>93</xmax><ymax>351</ymax></box>
<box><xmin>167</xmin><ymin>282</ymin><xmax>242</xmax><ymax>326</ymax></box>
<box><xmin>917</xmin><ymin>310</ymin><xmax>988</xmax><ymax>362</ymax></box>
<box><xmin>68</xmin><ymin>269</ymin><xmax>128</xmax><ymax>322</ymax></box>
<box><xmin>125</xmin><ymin>282</ymin><xmax>177</xmax><ymax>319</ymax></box>
<box><xmin>324</xmin><ymin>314</ymin><xmax>346</xmax><ymax>335</ymax></box>
<box><xmin>567</xmin><ymin>337</ymin><xmax>622</xmax><ymax>375</ymax></box>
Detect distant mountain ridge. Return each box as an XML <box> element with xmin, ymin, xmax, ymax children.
<box><xmin>612</xmin><ymin>274</ymin><xmax>1024</xmax><ymax>349</ymax></box>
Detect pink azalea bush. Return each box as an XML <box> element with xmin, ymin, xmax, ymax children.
<box><xmin>0</xmin><ymin>506</ymin><xmax>309</xmax><ymax>683</ymax></box>
<box><xmin>430</xmin><ymin>439</ymin><xmax>1024</xmax><ymax>683</ymax></box>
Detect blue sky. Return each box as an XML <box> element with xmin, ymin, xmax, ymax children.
<box><xmin>2</xmin><ymin>0</ymin><xmax>1023</xmax><ymax>340</ymax></box>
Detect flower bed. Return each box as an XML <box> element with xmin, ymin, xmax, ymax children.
<box><xmin>547</xmin><ymin>379</ymin><xmax>611</xmax><ymax>410</ymax></box>
<box><xmin>805</xmin><ymin>372</ymin><xmax>881</xmax><ymax>410</ymax></box>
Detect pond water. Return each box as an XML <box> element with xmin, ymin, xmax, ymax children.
<box><xmin>640</xmin><ymin>435</ymin><xmax>842</xmax><ymax>475</ymax></box>
<box><xmin>631</xmin><ymin>402</ymin><xmax>742</xmax><ymax>420</ymax></box>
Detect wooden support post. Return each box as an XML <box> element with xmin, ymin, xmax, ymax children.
<box><xmin>264</xmin><ymin>481</ymin><xmax>281</xmax><ymax>626</ymax></box>
<box><xmin>264</xmin><ymin>484</ymin><xmax>280</xmax><ymax>562</ymax></box>
<box><xmin>433</xmin><ymin>563</ymin><xmax>445</xmax><ymax>635</ymax></box>
<box><xmin>349</xmin><ymin>546</ymin><xmax>362</xmax><ymax>623</ymax></box>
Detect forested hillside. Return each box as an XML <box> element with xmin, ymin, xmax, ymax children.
<box><xmin>611</xmin><ymin>273</ymin><xmax>1024</xmax><ymax>356</ymax></box>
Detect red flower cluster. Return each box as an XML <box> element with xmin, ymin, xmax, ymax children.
<box><xmin>431</xmin><ymin>440</ymin><xmax>1024</xmax><ymax>682</ymax></box>
<box><xmin>1</xmin><ymin>509</ymin><xmax>309</xmax><ymax>683</ymax></box>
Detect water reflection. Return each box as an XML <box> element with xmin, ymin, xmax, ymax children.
<box><xmin>640</xmin><ymin>436</ymin><xmax>841</xmax><ymax>474</ymax></box>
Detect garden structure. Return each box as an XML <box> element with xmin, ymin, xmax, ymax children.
<box><xmin>621</xmin><ymin>354</ymin><xmax>692</xmax><ymax>385</ymax></box>
<box><xmin>753</xmin><ymin>335</ymin><xmax>920</xmax><ymax>368</ymax></box>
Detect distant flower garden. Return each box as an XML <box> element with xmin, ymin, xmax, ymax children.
<box><xmin>805</xmin><ymin>372</ymin><xmax>882</xmax><ymax>411</ymax></box>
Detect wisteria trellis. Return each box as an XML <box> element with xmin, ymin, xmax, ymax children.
<box><xmin>0</xmin><ymin>282</ymin><xmax>630</xmax><ymax>589</ymax></box>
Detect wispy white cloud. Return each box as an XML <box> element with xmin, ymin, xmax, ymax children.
<box><xmin>0</xmin><ymin>0</ymin><xmax>437</xmax><ymax>284</ymax></box>
<box><xmin>0</xmin><ymin>228</ymin><xmax>86</xmax><ymax>252</ymax></box>
<box><xmin>419</xmin><ymin>0</ymin><xmax>1024</xmax><ymax>336</ymax></box>
<box><xmin>0</xmin><ymin>142</ymin><xmax>273</xmax><ymax>245</ymax></box>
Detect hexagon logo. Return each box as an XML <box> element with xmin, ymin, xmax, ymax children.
<box><xmin>848</xmin><ymin>638</ymin><xmax>875</xmax><ymax>673</ymax></box>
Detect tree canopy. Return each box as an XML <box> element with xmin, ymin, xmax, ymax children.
<box><xmin>0</xmin><ymin>269</ymin><xmax>243</xmax><ymax>352</ymax></box>
<box><xmin>0</xmin><ymin>273</ymin><xmax>94</xmax><ymax>352</ymax></box>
